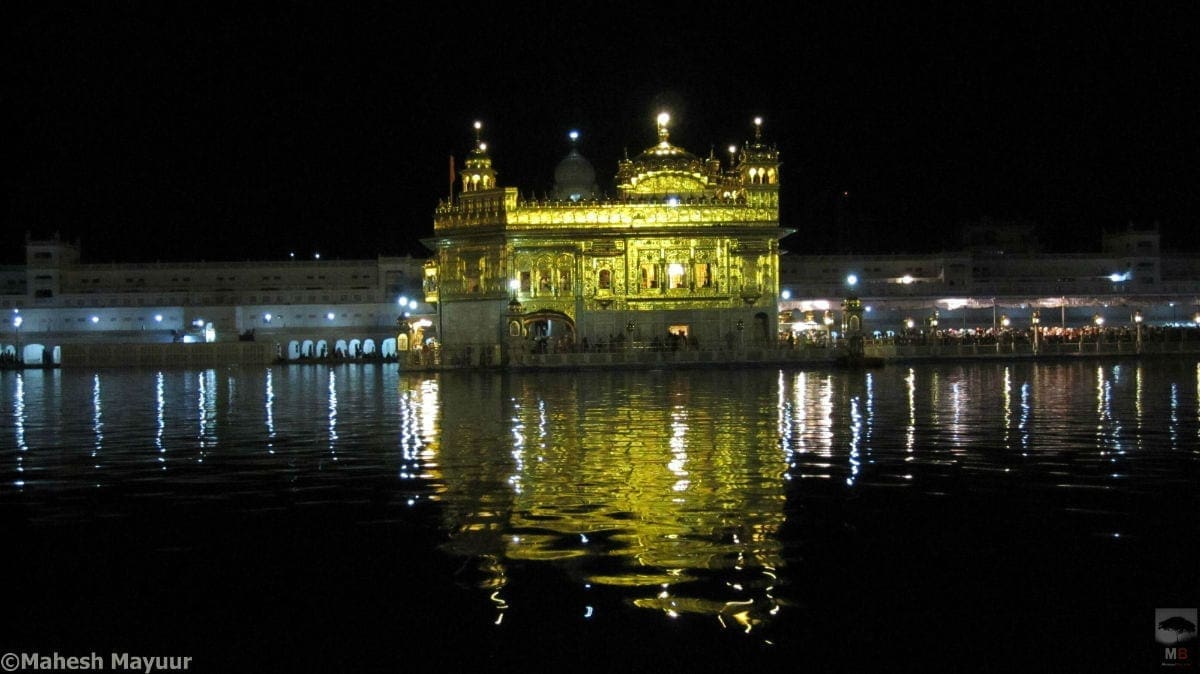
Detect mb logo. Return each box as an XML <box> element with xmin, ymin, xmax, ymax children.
<box><xmin>1157</xmin><ymin>608</ymin><xmax>1198</xmax><ymax>668</ymax></box>
<box><xmin>1164</xmin><ymin>647</ymin><xmax>1189</xmax><ymax>662</ymax></box>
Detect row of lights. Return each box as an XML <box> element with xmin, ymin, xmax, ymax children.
<box><xmin>11</xmin><ymin>311</ymin><xmax>166</xmax><ymax>326</ymax></box>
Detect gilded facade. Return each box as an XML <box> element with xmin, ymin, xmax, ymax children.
<box><xmin>423</xmin><ymin>114</ymin><xmax>790</xmax><ymax>360</ymax></box>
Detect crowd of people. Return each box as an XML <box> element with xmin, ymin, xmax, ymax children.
<box><xmin>875</xmin><ymin>324</ymin><xmax>1200</xmax><ymax>347</ymax></box>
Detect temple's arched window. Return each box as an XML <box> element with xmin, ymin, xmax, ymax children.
<box><xmin>640</xmin><ymin>263</ymin><xmax>658</xmax><ymax>289</ymax></box>
<box><xmin>667</xmin><ymin>263</ymin><xmax>686</xmax><ymax>289</ymax></box>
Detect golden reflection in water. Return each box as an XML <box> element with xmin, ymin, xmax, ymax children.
<box><xmin>435</xmin><ymin>372</ymin><xmax>787</xmax><ymax>632</ymax></box>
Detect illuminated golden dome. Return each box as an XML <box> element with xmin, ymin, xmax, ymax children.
<box><xmin>617</xmin><ymin>112</ymin><xmax>714</xmax><ymax>198</ymax></box>
<box><xmin>632</xmin><ymin>112</ymin><xmax>702</xmax><ymax>172</ymax></box>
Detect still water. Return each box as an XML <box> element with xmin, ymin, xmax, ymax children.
<box><xmin>2</xmin><ymin>361</ymin><xmax>1197</xmax><ymax>670</ymax></box>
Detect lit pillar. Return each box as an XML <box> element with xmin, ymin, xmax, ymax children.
<box><xmin>842</xmin><ymin>296</ymin><xmax>865</xmax><ymax>358</ymax></box>
<box><xmin>12</xmin><ymin>314</ymin><xmax>22</xmax><ymax>364</ymax></box>
<box><xmin>1031</xmin><ymin>310</ymin><xmax>1041</xmax><ymax>355</ymax></box>
<box><xmin>506</xmin><ymin>297</ymin><xmax>525</xmax><ymax>365</ymax></box>
<box><xmin>396</xmin><ymin>317</ymin><xmax>412</xmax><ymax>367</ymax></box>
<box><xmin>1134</xmin><ymin>309</ymin><xmax>1143</xmax><ymax>354</ymax></box>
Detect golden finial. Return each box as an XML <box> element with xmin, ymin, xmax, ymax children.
<box><xmin>656</xmin><ymin>112</ymin><xmax>671</xmax><ymax>145</ymax></box>
<box><xmin>473</xmin><ymin>120</ymin><xmax>483</xmax><ymax>149</ymax></box>
<box><xmin>753</xmin><ymin>117</ymin><xmax>763</xmax><ymax>141</ymax></box>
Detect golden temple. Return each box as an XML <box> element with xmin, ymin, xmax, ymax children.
<box><xmin>422</xmin><ymin>113</ymin><xmax>790</xmax><ymax>363</ymax></box>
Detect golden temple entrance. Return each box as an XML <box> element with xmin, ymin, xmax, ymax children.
<box><xmin>522</xmin><ymin>310</ymin><xmax>576</xmax><ymax>353</ymax></box>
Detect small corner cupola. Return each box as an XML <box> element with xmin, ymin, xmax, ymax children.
<box><xmin>738</xmin><ymin>116</ymin><xmax>781</xmax><ymax>188</ymax></box>
<box><xmin>460</xmin><ymin>120</ymin><xmax>498</xmax><ymax>194</ymax></box>
<box><xmin>551</xmin><ymin>130</ymin><xmax>600</xmax><ymax>202</ymax></box>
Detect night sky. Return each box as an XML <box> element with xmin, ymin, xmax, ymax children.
<box><xmin>7</xmin><ymin>2</ymin><xmax>1197</xmax><ymax>263</ymax></box>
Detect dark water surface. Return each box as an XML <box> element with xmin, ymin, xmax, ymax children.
<box><xmin>3</xmin><ymin>362</ymin><xmax>1197</xmax><ymax>671</ymax></box>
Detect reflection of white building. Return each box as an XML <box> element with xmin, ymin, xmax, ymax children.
<box><xmin>1</xmin><ymin>235</ymin><xmax>427</xmax><ymax>364</ymax></box>
<box><xmin>781</xmin><ymin>228</ymin><xmax>1200</xmax><ymax>332</ymax></box>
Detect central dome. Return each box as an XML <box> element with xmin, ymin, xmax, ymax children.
<box><xmin>616</xmin><ymin>113</ymin><xmax>716</xmax><ymax>198</ymax></box>
<box><xmin>632</xmin><ymin>140</ymin><xmax>703</xmax><ymax>174</ymax></box>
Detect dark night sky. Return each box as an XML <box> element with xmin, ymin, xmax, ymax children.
<box><xmin>6</xmin><ymin>2</ymin><xmax>1197</xmax><ymax>263</ymax></box>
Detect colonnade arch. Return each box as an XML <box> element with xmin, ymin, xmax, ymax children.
<box><xmin>283</xmin><ymin>335</ymin><xmax>399</xmax><ymax>361</ymax></box>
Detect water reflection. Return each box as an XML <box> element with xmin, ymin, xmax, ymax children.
<box><xmin>156</xmin><ymin>372</ymin><xmax>165</xmax><ymax>465</ymax></box>
<box><xmin>437</xmin><ymin>372</ymin><xmax>787</xmax><ymax>632</ymax></box>
<box><xmin>93</xmin><ymin>374</ymin><xmax>103</xmax><ymax>466</ymax></box>
<box><xmin>265</xmin><ymin>369</ymin><xmax>275</xmax><ymax>454</ymax></box>
<box><xmin>1</xmin><ymin>360</ymin><xmax>1198</xmax><ymax>645</ymax></box>
<box><xmin>328</xmin><ymin>370</ymin><xmax>338</xmax><ymax>459</ymax></box>
<box><xmin>13</xmin><ymin>372</ymin><xmax>25</xmax><ymax>487</ymax></box>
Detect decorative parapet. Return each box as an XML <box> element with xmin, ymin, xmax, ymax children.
<box><xmin>434</xmin><ymin>196</ymin><xmax>778</xmax><ymax>232</ymax></box>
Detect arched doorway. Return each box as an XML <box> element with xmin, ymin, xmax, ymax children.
<box><xmin>522</xmin><ymin>310</ymin><xmax>576</xmax><ymax>353</ymax></box>
<box><xmin>362</xmin><ymin>338</ymin><xmax>376</xmax><ymax>356</ymax></box>
<box><xmin>287</xmin><ymin>340</ymin><xmax>301</xmax><ymax>360</ymax></box>
<box><xmin>22</xmin><ymin>344</ymin><xmax>46</xmax><ymax>364</ymax></box>
<box><xmin>754</xmin><ymin>312</ymin><xmax>770</xmax><ymax>346</ymax></box>
<box><xmin>381</xmin><ymin>338</ymin><xmax>397</xmax><ymax>358</ymax></box>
